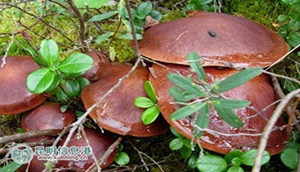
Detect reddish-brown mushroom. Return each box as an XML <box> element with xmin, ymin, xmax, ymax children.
<box><xmin>58</xmin><ymin>128</ymin><xmax>118</xmax><ymax>170</ymax></box>
<box><xmin>0</xmin><ymin>56</ymin><xmax>46</xmax><ymax>115</ymax></box>
<box><xmin>81</xmin><ymin>62</ymin><xmax>169</xmax><ymax>137</ymax></box>
<box><xmin>21</xmin><ymin>103</ymin><xmax>76</xmax><ymax>131</ymax></box>
<box><xmin>149</xmin><ymin>63</ymin><xmax>288</xmax><ymax>155</ymax></box>
<box><xmin>137</xmin><ymin>12</ymin><xmax>288</xmax><ymax>68</ymax></box>
<box><xmin>82</xmin><ymin>51</ymin><xmax>110</xmax><ymax>83</ymax></box>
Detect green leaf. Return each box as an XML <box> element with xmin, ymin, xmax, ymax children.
<box><xmin>114</xmin><ymin>152</ymin><xmax>130</xmax><ymax>166</ymax></box>
<box><xmin>240</xmin><ymin>149</ymin><xmax>270</xmax><ymax>166</ymax></box>
<box><xmin>194</xmin><ymin>103</ymin><xmax>210</xmax><ymax>138</ymax></box>
<box><xmin>169</xmin><ymin>138</ymin><xmax>184</xmax><ymax>150</ymax></box>
<box><xmin>141</xmin><ymin>105</ymin><xmax>160</xmax><ymax>125</ymax></box>
<box><xmin>188</xmin><ymin>154</ymin><xmax>199</xmax><ymax>169</ymax></box>
<box><xmin>167</xmin><ymin>73</ymin><xmax>206</xmax><ymax>97</ymax></box>
<box><xmin>137</xmin><ymin>2</ymin><xmax>152</xmax><ymax>18</ymax></box>
<box><xmin>88</xmin><ymin>11</ymin><xmax>117</xmax><ymax>22</ymax></box>
<box><xmin>117</xmin><ymin>33</ymin><xmax>143</xmax><ymax>40</ymax></box>
<box><xmin>224</xmin><ymin>150</ymin><xmax>244</xmax><ymax>164</ymax></box>
<box><xmin>44</xmin><ymin>75</ymin><xmax>61</xmax><ymax>93</ymax></box>
<box><xmin>62</xmin><ymin>80</ymin><xmax>81</xmax><ymax>98</ymax></box>
<box><xmin>280</xmin><ymin>149</ymin><xmax>299</xmax><ymax>169</ymax></box>
<box><xmin>134</xmin><ymin>97</ymin><xmax>154</xmax><ymax>108</ymax></box>
<box><xmin>26</xmin><ymin>68</ymin><xmax>56</xmax><ymax>94</ymax></box>
<box><xmin>77</xmin><ymin>77</ymin><xmax>90</xmax><ymax>89</ymax></box>
<box><xmin>231</xmin><ymin>157</ymin><xmax>242</xmax><ymax>167</ymax></box>
<box><xmin>212</xmin><ymin>105</ymin><xmax>243</xmax><ymax>128</ymax></box>
<box><xmin>39</xmin><ymin>39</ymin><xmax>59</xmax><ymax>66</ymax></box>
<box><xmin>95</xmin><ymin>32</ymin><xmax>114</xmax><ymax>44</ymax></box>
<box><xmin>58</xmin><ymin>53</ymin><xmax>93</xmax><ymax>74</ymax></box>
<box><xmin>210</xmin><ymin>98</ymin><xmax>250</xmax><ymax>109</ymax></box>
<box><xmin>56</xmin><ymin>88</ymin><xmax>69</xmax><ymax>103</ymax></box>
<box><xmin>179</xmin><ymin>145</ymin><xmax>192</xmax><ymax>159</ymax></box>
<box><xmin>26</xmin><ymin>47</ymin><xmax>46</xmax><ymax>67</ymax></box>
<box><xmin>213</xmin><ymin>67</ymin><xmax>262</xmax><ymax>93</ymax></box>
<box><xmin>109</xmin><ymin>46</ymin><xmax>116</xmax><ymax>61</ymax></box>
<box><xmin>170</xmin><ymin>126</ymin><xmax>184</xmax><ymax>138</ymax></box>
<box><xmin>144</xmin><ymin>81</ymin><xmax>157</xmax><ymax>103</ymax></box>
<box><xmin>150</xmin><ymin>10</ymin><xmax>162</xmax><ymax>21</ymax></box>
<box><xmin>170</xmin><ymin>103</ymin><xmax>206</xmax><ymax>120</ymax></box>
<box><xmin>117</xmin><ymin>0</ymin><xmax>127</xmax><ymax>19</ymax></box>
<box><xmin>75</xmin><ymin>0</ymin><xmax>109</xmax><ymax>14</ymax></box>
<box><xmin>227</xmin><ymin>166</ymin><xmax>244</xmax><ymax>172</ymax></box>
<box><xmin>0</xmin><ymin>162</ymin><xmax>22</xmax><ymax>172</ymax></box>
<box><xmin>169</xmin><ymin>87</ymin><xmax>198</xmax><ymax>102</ymax></box>
<box><xmin>197</xmin><ymin>154</ymin><xmax>227</xmax><ymax>172</ymax></box>
<box><xmin>187</xmin><ymin>52</ymin><xmax>206</xmax><ymax>81</ymax></box>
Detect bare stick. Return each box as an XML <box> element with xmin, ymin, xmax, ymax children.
<box><xmin>252</xmin><ymin>88</ymin><xmax>300</xmax><ymax>172</ymax></box>
<box><xmin>67</xmin><ymin>0</ymin><xmax>88</xmax><ymax>52</ymax></box>
<box><xmin>87</xmin><ymin>136</ymin><xmax>124</xmax><ymax>172</ymax></box>
<box><xmin>0</xmin><ymin>129</ymin><xmax>61</xmax><ymax>144</ymax></box>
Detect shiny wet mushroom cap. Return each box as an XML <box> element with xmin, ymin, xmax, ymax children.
<box><xmin>0</xmin><ymin>56</ymin><xmax>46</xmax><ymax>115</ymax></box>
<box><xmin>21</xmin><ymin>103</ymin><xmax>76</xmax><ymax>131</ymax></box>
<box><xmin>149</xmin><ymin>63</ymin><xmax>288</xmax><ymax>155</ymax></box>
<box><xmin>58</xmin><ymin>128</ymin><xmax>118</xmax><ymax>170</ymax></box>
<box><xmin>81</xmin><ymin>62</ymin><xmax>169</xmax><ymax>137</ymax></box>
<box><xmin>137</xmin><ymin>12</ymin><xmax>288</xmax><ymax>68</ymax></box>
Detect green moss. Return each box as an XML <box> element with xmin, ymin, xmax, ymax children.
<box><xmin>224</xmin><ymin>0</ymin><xmax>288</xmax><ymax>28</ymax></box>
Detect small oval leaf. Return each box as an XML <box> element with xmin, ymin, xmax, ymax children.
<box><xmin>280</xmin><ymin>149</ymin><xmax>298</xmax><ymax>170</ymax></box>
<box><xmin>26</xmin><ymin>68</ymin><xmax>56</xmax><ymax>94</ymax></box>
<box><xmin>58</xmin><ymin>53</ymin><xmax>93</xmax><ymax>74</ymax></box>
<box><xmin>134</xmin><ymin>97</ymin><xmax>154</xmax><ymax>108</ymax></box>
<box><xmin>197</xmin><ymin>154</ymin><xmax>227</xmax><ymax>172</ymax></box>
<box><xmin>240</xmin><ymin>149</ymin><xmax>270</xmax><ymax>166</ymax></box>
<box><xmin>141</xmin><ymin>105</ymin><xmax>160</xmax><ymax>125</ymax></box>
<box><xmin>39</xmin><ymin>39</ymin><xmax>59</xmax><ymax>66</ymax></box>
<box><xmin>144</xmin><ymin>81</ymin><xmax>157</xmax><ymax>103</ymax></box>
<box><xmin>137</xmin><ymin>2</ymin><xmax>153</xmax><ymax>18</ymax></box>
<box><xmin>169</xmin><ymin>138</ymin><xmax>184</xmax><ymax>150</ymax></box>
<box><xmin>63</xmin><ymin>80</ymin><xmax>81</xmax><ymax>98</ymax></box>
<box><xmin>114</xmin><ymin>152</ymin><xmax>130</xmax><ymax>166</ymax></box>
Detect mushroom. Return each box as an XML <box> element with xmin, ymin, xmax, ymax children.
<box><xmin>135</xmin><ymin>11</ymin><xmax>289</xmax><ymax>155</ymax></box>
<box><xmin>149</xmin><ymin>63</ymin><xmax>288</xmax><ymax>155</ymax></box>
<box><xmin>81</xmin><ymin>62</ymin><xmax>169</xmax><ymax>137</ymax></box>
<box><xmin>58</xmin><ymin>128</ymin><xmax>118</xmax><ymax>170</ymax></box>
<box><xmin>82</xmin><ymin>51</ymin><xmax>110</xmax><ymax>83</ymax></box>
<box><xmin>0</xmin><ymin>56</ymin><xmax>46</xmax><ymax>115</ymax></box>
<box><xmin>21</xmin><ymin>103</ymin><xmax>76</xmax><ymax>131</ymax></box>
<box><xmin>137</xmin><ymin>11</ymin><xmax>288</xmax><ymax>68</ymax></box>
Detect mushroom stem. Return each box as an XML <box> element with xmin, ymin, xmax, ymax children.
<box><xmin>252</xmin><ymin>88</ymin><xmax>300</xmax><ymax>172</ymax></box>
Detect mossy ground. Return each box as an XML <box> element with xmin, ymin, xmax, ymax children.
<box><xmin>0</xmin><ymin>0</ymin><xmax>298</xmax><ymax>171</ymax></box>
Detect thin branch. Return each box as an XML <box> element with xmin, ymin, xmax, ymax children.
<box><xmin>252</xmin><ymin>88</ymin><xmax>300</xmax><ymax>172</ymax></box>
<box><xmin>66</xmin><ymin>0</ymin><xmax>88</xmax><ymax>52</ymax></box>
<box><xmin>0</xmin><ymin>129</ymin><xmax>61</xmax><ymax>144</ymax></box>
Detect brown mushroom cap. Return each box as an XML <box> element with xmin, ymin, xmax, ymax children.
<box><xmin>0</xmin><ymin>56</ymin><xmax>46</xmax><ymax>115</ymax></box>
<box><xmin>82</xmin><ymin>51</ymin><xmax>110</xmax><ymax>83</ymax></box>
<box><xmin>137</xmin><ymin>12</ymin><xmax>288</xmax><ymax>68</ymax></box>
<box><xmin>81</xmin><ymin>62</ymin><xmax>169</xmax><ymax>137</ymax></box>
<box><xmin>150</xmin><ymin>63</ymin><xmax>288</xmax><ymax>155</ymax></box>
<box><xmin>21</xmin><ymin>103</ymin><xmax>76</xmax><ymax>131</ymax></box>
<box><xmin>58</xmin><ymin>128</ymin><xmax>118</xmax><ymax>170</ymax></box>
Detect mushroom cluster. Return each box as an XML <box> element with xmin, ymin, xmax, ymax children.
<box><xmin>135</xmin><ymin>11</ymin><xmax>289</xmax><ymax>155</ymax></box>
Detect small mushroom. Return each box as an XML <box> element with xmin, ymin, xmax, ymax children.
<box><xmin>0</xmin><ymin>56</ymin><xmax>46</xmax><ymax>115</ymax></box>
<box><xmin>149</xmin><ymin>63</ymin><xmax>288</xmax><ymax>155</ymax></box>
<box><xmin>21</xmin><ymin>103</ymin><xmax>76</xmax><ymax>131</ymax></box>
<box><xmin>81</xmin><ymin>62</ymin><xmax>169</xmax><ymax>137</ymax></box>
<box><xmin>58</xmin><ymin>128</ymin><xmax>118</xmax><ymax>170</ymax></box>
<box><xmin>137</xmin><ymin>12</ymin><xmax>288</xmax><ymax>68</ymax></box>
